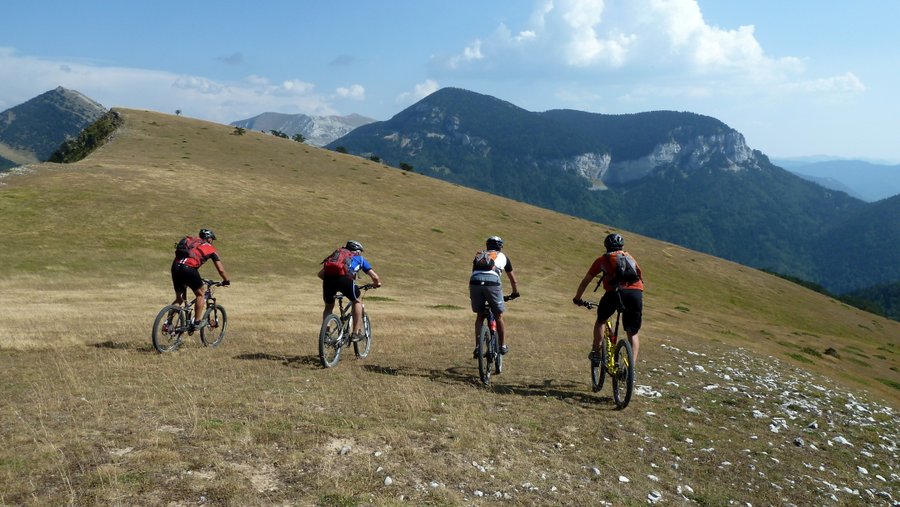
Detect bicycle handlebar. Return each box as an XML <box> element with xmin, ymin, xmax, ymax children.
<box><xmin>359</xmin><ymin>283</ymin><xmax>377</xmax><ymax>291</ymax></box>
<box><xmin>203</xmin><ymin>279</ymin><xmax>228</xmax><ymax>287</ymax></box>
<box><xmin>576</xmin><ymin>299</ymin><xmax>598</xmax><ymax>309</ymax></box>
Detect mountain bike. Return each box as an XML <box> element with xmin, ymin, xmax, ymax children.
<box><xmin>476</xmin><ymin>293</ymin><xmax>518</xmax><ymax>386</ymax></box>
<box><xmin>151</xmin><ymin>279</ymin><xmax>228</xmax><ymax>353</ymax></box>
<box><xmin>578</xmin><ymin>292</ymin><xmax>634</xmax><ymax>408</ymax></box>
<box><xmin>318</xmin><ymin>284</ymin><xmax>376</xmax><ymax>368</ymax></box>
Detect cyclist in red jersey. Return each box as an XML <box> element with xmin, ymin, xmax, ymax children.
<box><xmin>572</xmin><ymin>233</ymin><xmax>644</xmax><ymax>367</ymax></box>
<box><xmin>171</xmin><ymin>228</ymin><xmax>231</xmax><ymax>331</ymax></box>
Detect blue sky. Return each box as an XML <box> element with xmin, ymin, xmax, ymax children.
<box><xmin>3</xmin><ymin>1</ymin><xmax>898</xmax><ymax>162</ymax></box>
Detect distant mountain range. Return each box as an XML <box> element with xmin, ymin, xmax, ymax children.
<box><xmin>230</xmin><ymin>112</ymin><xmax>375</xmax><ymax>147</ymax></box>
<box><xmin>0</xmin><ymin>87</ymin><xmax>107</xmax><ymax>170</ymax></box>
<box><xmin>328</xmin><ymin>87</ymin><xmax>899</xmax><ymax>295</ymax></box>
<box><xmin>774</xmin><ymin>157</ymin><xmax>900</xmax><ymax>202</ymax></box>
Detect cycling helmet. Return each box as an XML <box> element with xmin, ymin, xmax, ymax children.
<box><xmin>199</xmin><ymin>228</ymin><xmax>217</xmax><ymax>241</ymax></box>
<box><xmin>604</xmin><ymin>233</ymin><xmax>624</xmax><ymax>252</ymax></box>
<box><xmin>486</xmin><ymin>236</ymin><xmax>503</xmax><ymax>250</ymax></box>
<box><xmin>345</xmin><ymin>240</ymin><xmax>364</xmax><ymax>252</ymax></box>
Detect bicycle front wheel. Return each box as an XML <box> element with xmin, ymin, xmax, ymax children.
<box><xmin>152</xmin><ymin>305</ymin><xmax>187</xmax><ymax>353</ymax></box>
<box><xmin>477</xmin><ymin>323</ymin><xmax>492</xmax><ymax>385</ymax></box>
<box><xmin>200</xmin><ymin>304</ymin><xmax>227</xmax><ymax>347</ymax></box>
<box><xmin>611</xmin><ymin>339</ymin><xmax>635</xmax><ymax>409</ymax></box>
<box><xmin>319</xmin><ymin>314</ymin><xmax>343</xmax><ymax>368</ymax></box>
<box><xmin>353</xmin><ymin>313</ymin><xmax>372</xmax><ymax>358</ymax></box>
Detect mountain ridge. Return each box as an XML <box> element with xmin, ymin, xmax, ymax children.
<box><xmin>0</xmin><ymin>86</ymin><xmax>107</xmax><ymax>167</ymax></box>
<box><xmin>230</xmin><ymin>111</ymin><xmax>375</xmax><ymax>146</ymax></box>
<box><xmin>327</xmin><ymin>87</ymin><xmax>897</xmax><ymax>295</ymax></box>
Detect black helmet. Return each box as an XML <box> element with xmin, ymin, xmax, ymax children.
<box><xmin>199</xmin><ymin>228</ymin><xmax>216</xmax><ymax>241</ymax></box>
<box><xmin>604</xmin><ymin>233</ymin><xmax>624</xmax><ymax>252</ymax></box>
<box><xmin>345</xmin><ymin>240</ymin><xmax>364</xmax><ymax>252</ymax></box>
<box><xmin>486</xmin><ymin>236</ymin><xmax>503</xmax><ymax>250</ymax></box>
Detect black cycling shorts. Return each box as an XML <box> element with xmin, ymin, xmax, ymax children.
<box><xmin>322</xmin><ymin>275</ymin><xmax>360</xmax><ymax>304</ymax></box>
<box><xmin>596</xmin><ymin>288</ymin><xmax>643</xmax><ymax>336</ymax></box>
<box><xmin>171</xmin><ymin>262</ymin><xmax>203</xmax><ymax>295</ymax></box>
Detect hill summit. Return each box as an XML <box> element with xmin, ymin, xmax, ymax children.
<box><xmin>0</xmin><ymin>86</ymin><xmax>106</xmax><ymax>170</ymax></box>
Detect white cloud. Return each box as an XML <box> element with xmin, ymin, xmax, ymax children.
<box><xmin>0</xmin><ymin>47</ymin><xmax>338</xmax><ymax>123</ymax></box>
<box><xmin>395</xmin><ymin>79</ymin><xmax>440</xmax><ymax>107</ymax></box>
<box><xmin>336</xmin><ymin>84</ymin><xmax>366</xmax><ymax>100</ymax></box>
<box><xmin>438</xmin><ymin>0</ymin><xmax>854</xmax><ymax>102</ymax></box>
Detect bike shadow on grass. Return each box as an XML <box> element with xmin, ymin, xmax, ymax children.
<box><xmin>362</xmin><ymin>363</ymin><xmax>613</xmax><ymax>408</ymax></box>
<box><xmin>233</xmin><ymin>352</ymin><xmax>321</xmax><ymax>369</ymax></box>
<box><xmin>92</xmin><ymin>341</ymin><xmax>157</xmax><ymax>353</ymax></box>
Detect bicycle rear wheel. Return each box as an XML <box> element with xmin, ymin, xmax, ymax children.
<box><xmin>611</xmin><ymin>339</ymin><xmax>635</xmax><ymax>409</ymax></box>
<box><xmin>590</xmin><ymin>345</ymin><xmax>607</xmax><ymax>393</ymax></box>
<box><xmin>152</xmin><ymin>305</ymin><xmax>187</xmax><ymax>353</ymax></box>
<box><xmin>200</xmin><ymin>304</ymin><xmax>227</xmax><ymax>347</ymax></box>
<box><xmin>319</xmin><ymin>314</ymin><xmax>343</xmax><ymax>368</ymax></box>
<box><xmin>353</xmin><ymin>313</ymin><xmax>372</xmax><ymax>358</ymax></box>
<box><xmin>477</xmin><ymin>323</ymin><xmax>491</xmax><ymax>385</ymax></box>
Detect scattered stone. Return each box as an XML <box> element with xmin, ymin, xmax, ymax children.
<box><xmin>808</xmin><ymin>421</ymin><xmax>818</xmax><ymax>429</ymax></box>
<box><xmin>794</xmin><ymin>437</ymin><xmax>804</xmax><ymax>447</ymax></box>
<box><xmin>592</xmin><ymin>467</ymin><xmax>601</xmax><ymax>476</ymax></box>
<box><xmin>636</xmin><ymin>385</ymin><xmax>661</xmax><ymax>397</ymax></box>
<box><xmin>648</xmin><ymin>474</ymin><xmax>659</xmax><ymax>482</ymax></box>
<box><xmin>857</xmin><ymin>466</ymin><xmax>868</xmax><ymax>475</ymax></box>
<box><xmin>339</xmin><ymin>446</ymin><xmax>351</xmax><ymax>455</ymax></box>
<box><xmin>373</xmin><ymin>451</ymin><xmax>383</xmax><ymax>457</ymax></box>
<box><xmin>474</xmin><ymin>490</ymin><xmax>483</xmax><ymax>497</ymax></box>
<box><xmin>618</xmin><ymin>476</ymin><xmax>630</xmax><ymax>483</ymax></box>
<box><xmin>831</xmin><ymin>436</ymin><xmax>853</xmax><ymax>446</ymax></box>
<box><xmin>693</xmin><ymin>365</ymin><xmax>706</xmax><ymax>373</ymax></box>
<box><xmin>648</xmin><ymin>491</ymin><xmax>663</xmax><ymax>503</ymax></box>
<box><xmin>384</xmin><ymin>476</ymin><xmax>393</xmax><ymax>486</ymax></box>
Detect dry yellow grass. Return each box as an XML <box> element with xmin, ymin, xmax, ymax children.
<box><xmin>1</xmin><ymin>109</ymin><xmax>897</xmax><ymax>505</ymax></box>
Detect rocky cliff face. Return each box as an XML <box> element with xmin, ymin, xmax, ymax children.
<box><xmin>556</xmin><ymin>130</ymin><xmax>759</xmax><ymax>187</ymax></box>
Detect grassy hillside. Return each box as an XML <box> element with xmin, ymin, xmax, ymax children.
<box><xmin>1</xmin><ymin>109</ymin><xmax>897</xmax><ymax>505</ymax></box>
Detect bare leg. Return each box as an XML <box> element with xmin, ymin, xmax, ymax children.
<box><xmin>627</xmin><ymin>332</ymin><xmax>640</xmax><ymax>366</ymax></box>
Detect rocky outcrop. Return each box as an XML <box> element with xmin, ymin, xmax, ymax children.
<box><xmin>558</xmin><ymin>131</ymin><xmax>759</xmax><ymax>188</ymax></box>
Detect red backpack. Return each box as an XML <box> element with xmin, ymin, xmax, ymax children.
<box><xmin>322</xmin><ymin>248</ymin><xmax>355</xmax><ymax>276</ymax></box>
<box><xmin>175</xmin><ymin>236</ymin><xmax>204</xmax><ymax>264</ymax></box>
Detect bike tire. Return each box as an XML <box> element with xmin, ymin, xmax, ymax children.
<box><xmin>353</xmin><ymin>313</ymin><xmax>372</xmax><ymax>359</ymax></box>
<box><xmin>494</xmin><ymin>335</ymin><xmax>503</xmax><ymax>375</ymax></box>
<box><xmin>590</xmin><ymin>348</ymin><xmax>606</xmax><ymax>393</ymax></box>
<box><xmin>611</xmin><ymin>339</ymin><xmax>635</xmax><ymax>409</ymax></box>
<box><xmin>200</xmin><ymin>304</ymin><xmax>227</xmax><ymax>347</ymax></box>
<box><xmin>152</xmin><ymin>305</ymin><xmax>187</xmax><ymax>353</ymax></box>
<box><xmin>319</xmin><ymin>314</ymin><xmax>343</xmax><ymax>368</ymax></box>
<box><xmin>477</xmin><ymin>323</ymin><xmax>491</xmax><ymax>385</ymax></box>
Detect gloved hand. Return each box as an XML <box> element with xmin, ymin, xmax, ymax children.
<box><xmin>510</xmin><ymin>291</ymin><xmax>520</xmax><ymax>299</ymax></box>
<box><xmin>222</xmin><ymin>279</ymin><xmax>231</xmax><ymax>286</ymax></box>
<box><xmin>573</xmin><ymin>297</ymin><xmax>583</xmax><ymax>306</ymax></box>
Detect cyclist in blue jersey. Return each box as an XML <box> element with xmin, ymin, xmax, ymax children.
<box><xmin>319</xmin><ymin>240</ymin><xmax>381</xmax><ymax>342</ymax></box>
<box><xmin>469</xmin><ymin>236</ymin><xmax>519</xmax><ymax>358</ymax></box>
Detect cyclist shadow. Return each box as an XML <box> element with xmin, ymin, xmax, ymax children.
<box><xmin>363</xmin><ymin>363</ymin><xmax>613</xmax><ymax>408</ymax></box>
<box><xmin>234</xmin><ymin>352</ymin><xmax>321</xmax><ymax>369</ymax></box>
<box><xmin>92</xmin><ymin>341</ymin><xmax>156</xmax><ymax>354</ymax></box>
